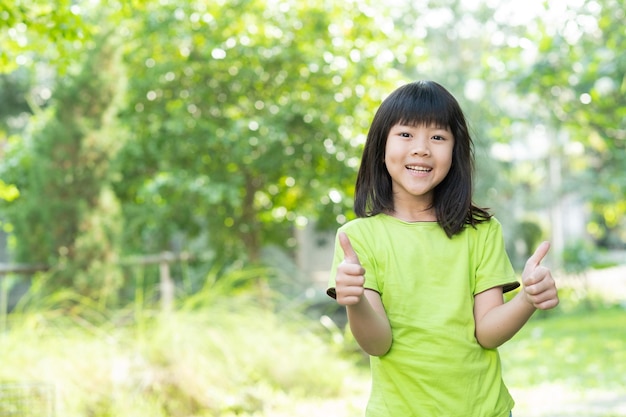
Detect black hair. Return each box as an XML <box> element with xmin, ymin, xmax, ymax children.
<box><xmin>353</xmin><ymin>80</ymin><xmax>490</xmax><ymax>237</ymax></box>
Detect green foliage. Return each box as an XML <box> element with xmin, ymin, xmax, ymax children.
<box><xmin>0</xmin><ymin>33</ymin><xmax>127</xmax><ymax>300</ymax></box>
<box><xmin>506</xmin><ymin>218</ymin><xmax>545</xmax><ymax>269</ymax></box>
<box><xmin>1</xmin><ymin>284</ymin><xmax>363</xmax><ymax>417</ymax></box>
<box><xmin>0</xmin><ymin>0</ymin><xmax>95</xmax><ymax>74</ymax></box>
<box><xmin>563</xmin><ymin>239</ymin><xmax>600</xmax><ymax>274</ymax></box>
<box><xmin>0</xmin><ymin>0</ymin><xmax>625</xmax><ymax>305</ymax></box>
<box><xmin>113</xmin><ymin>0</ymin><xmax>402</xmax><ymax>262</ymax></box>
<box><xmin>0</xmin><ymin>70</ymin><xmax>33</xmax><ymax>135</ymax></box>
<box><xmin>2</xmin><ymin>272</ymin><xmax>625</xmax><ymax>416</ymax></box>
<box><xmin>512</xmin><ymin>0</ymin><xmax>626</xmax><ymax>247</ymax></box>
<box><xmin>0</xmin><ymin>179</ymin><xmax>19</xmax><ymax>202</ymax></box>
<box><xmin>179</xmin><ymin>265</ymin><xmax>271</xmax><ymax>310</ymax></box>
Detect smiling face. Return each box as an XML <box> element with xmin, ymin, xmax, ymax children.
<box><xmin>384</xmin><ymin>123</ymin><xmax>454</xmax><ymax>218</ymax></box>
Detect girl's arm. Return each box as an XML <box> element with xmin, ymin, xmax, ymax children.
<box><xmin>335</xmin><ymin>233</ymin><xmax>392</xmax><ymax>356</ymax></box>
<box><xmin>474</xmin><ymin>241</ymin><xmax>559</xmax><ymax>349</ymax></box>
<box><xmin>345</xmin><ymin>289</ymin><xmax>392</xmax><ymax>356</ymax></box>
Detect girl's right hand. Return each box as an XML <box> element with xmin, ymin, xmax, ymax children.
<box><xmin>335</xmin><ymin>232</ymin><xmax>367</xmax><ymax>306</ymax></box>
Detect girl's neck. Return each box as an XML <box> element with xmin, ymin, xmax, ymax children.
<box><xmin>385</xmin><ymin>205</ymin><xmax>437</xmax><ymax>223</ymax></box>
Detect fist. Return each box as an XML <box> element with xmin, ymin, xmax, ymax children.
<box><xmin>335</xmin><ymin>232</ymin><xmax>366</xmax><ymax>306</ymax></box>
<box><xmin>522</xmin><ymin>241</ymin><xmax>559</xmax><ymax>310</ymax></box>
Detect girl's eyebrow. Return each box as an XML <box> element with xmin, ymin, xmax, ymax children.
<box><xmin>391</xmin><ymin>123</ymin><xmax>451</xmax><ymax>131</ymax></box>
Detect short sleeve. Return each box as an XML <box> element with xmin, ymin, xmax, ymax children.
<box><xmin>474</xmin><ymin>219</ymin><xmax>520</xmax><ymax>294</ymax></box>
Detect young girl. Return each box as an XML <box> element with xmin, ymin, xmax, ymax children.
<box><xmin>327</xmin><ymin>80</ymin><xmax>559</xmax><ymax>417</ymax></box>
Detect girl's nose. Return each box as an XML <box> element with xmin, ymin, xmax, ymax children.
<box><xmin>411</xmin><ymin>137</ymin><xmax>430</xmax><ymax>156</ymax></box>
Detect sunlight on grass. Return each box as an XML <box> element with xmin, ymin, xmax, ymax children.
<box><xmin>2</xmin><ymin>271</ymin><xmax>625</xmax><ymax>417</ymax></box>
<box><xmin>0</xmin><ymin>298</ymin><xmax>367</xmax><ymax>417</ymax></box>
<box><xmin>501</xmin><ymin>307</ymin><xmax>626</xmax><ymax>417</ymax></box>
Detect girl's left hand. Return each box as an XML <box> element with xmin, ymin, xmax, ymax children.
<box><xmin>521</xmin><ymin>241</ymin><xmax>559</xmax><ymax>310</ymax></box>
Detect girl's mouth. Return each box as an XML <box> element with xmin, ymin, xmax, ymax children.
<box><xmin>406</xmin><ymin>165</ymin><xmax>432</xmax><ymax>173</ymax></box>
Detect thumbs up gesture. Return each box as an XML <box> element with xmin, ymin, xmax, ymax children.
<box><xmin>521</xmin><ymin>241</ymin><xmax>559</xmax><ymax>310</ymax></box>
<box><xmin>335</xmin><ymin>232</ymin><xmax>367</xmax><ymax>306</ymax></box>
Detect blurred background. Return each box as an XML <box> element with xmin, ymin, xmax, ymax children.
<box><xmin>0</xmin><ymin>0</ymin><xmax>624</xmax><ymax>416</ymax></box>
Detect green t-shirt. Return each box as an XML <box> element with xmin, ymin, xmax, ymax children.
<box><xmin>328</xmin><ymin>214</ymin><xmax>519</xmax><ymax>417</ymax></box>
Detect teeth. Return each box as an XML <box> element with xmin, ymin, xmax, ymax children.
<box><xmin>407</xmin><ymin>166</ymin><xmax>431</xmax><ymax>172</ymax></box>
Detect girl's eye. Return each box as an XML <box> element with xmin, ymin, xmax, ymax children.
<box><xmin>400</xmin><ymin>132</ymin><xmax>411</xmax><ymax>138</ymax></box>
<box><xmin>432</xmin><ymin>135</ymin><xmax>445</xmax><ymax>141</ymax></box>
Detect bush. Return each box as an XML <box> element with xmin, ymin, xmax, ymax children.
<box><xmin>0</xmin><ymin>290</ymin><xmax>362</xmax><ymax>416</ymax></box>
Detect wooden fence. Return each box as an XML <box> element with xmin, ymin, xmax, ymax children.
<box><xmin>0</xmin><ymin>252</ymin><xmax>199</xmax><ymax>315</ymax></box>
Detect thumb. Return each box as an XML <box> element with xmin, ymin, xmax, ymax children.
<box><xmin>339</xmin><ymin>232</ymin><xmax>360</xmax><ymax>265</ymax></box>
<box><xmin>524</xmin><ymin>241</ymin><xmax>550</xmax><ymax>277</ymax></box>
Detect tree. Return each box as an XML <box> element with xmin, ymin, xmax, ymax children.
<box><xmin>0</xmin><ymin>0</ymin><xmax>408</xmax><ymax>300</ymax></box>
<box><xmin>5</xmin><ymin>0</ymin><xmax>620</xmax><ymax>294</ymax></box>
<box><xmin>512</xmin><ymin>0</ymin><xmax>626</xmax><ymax>248</ymax></box>
<box><xmin>0</xmin><ymin>33</ymin><xmax>127</xmax><ymax>301</ymax></box>
<box><xmin>0</xmin><ymin>0</ymin><xmax>94</xmax><ymax>74</ymax></box>
<box><xmin>113</xmin><ymin>0</ymin><xmax>404</xmax><ymax>264</ymax></box>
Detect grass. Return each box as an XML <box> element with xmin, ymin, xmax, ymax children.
<box><xmin>502</xmin><ymin>307</ymin><xmax>626</xmax><ymax>387</ymax></box>
<box><xmin>1</xmin><ymin>273</ymin><xmax>625</xmax><ymax>417</ymax></box>
<box><xmin>0</xmin><ymin>293</ymin><xmax>364</xmax><ymax>417</ymax></box>
<box><xmin>500</xmin><ymin>305</ymin><xmax>626</xmax><ymax>417</ymax></box>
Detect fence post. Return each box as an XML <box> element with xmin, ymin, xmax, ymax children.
<box><xmin>0</xmin><ymin>276</ymin><xmax>7</xmax><ymax>334</ymax></box>
<box><xmin>159</xmin><ymin>253</ymin><xmax>174</xmax><ymax>312</ymax></box>
<box><xmin>0</xmin><ymin>264</ymin><xmax>49</xmax><ymax>333</ymax></box>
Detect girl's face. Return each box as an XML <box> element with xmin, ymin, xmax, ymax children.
<box><xmin>384</xmin><ymin>123</ymin><xmax>454</xmax><ymax>212</ymax></box>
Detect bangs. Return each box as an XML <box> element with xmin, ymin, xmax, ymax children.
<box><xmin>383</xmin><ymin>81</ymin><xmax>457</xmax><ymax>130</ymax></box>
